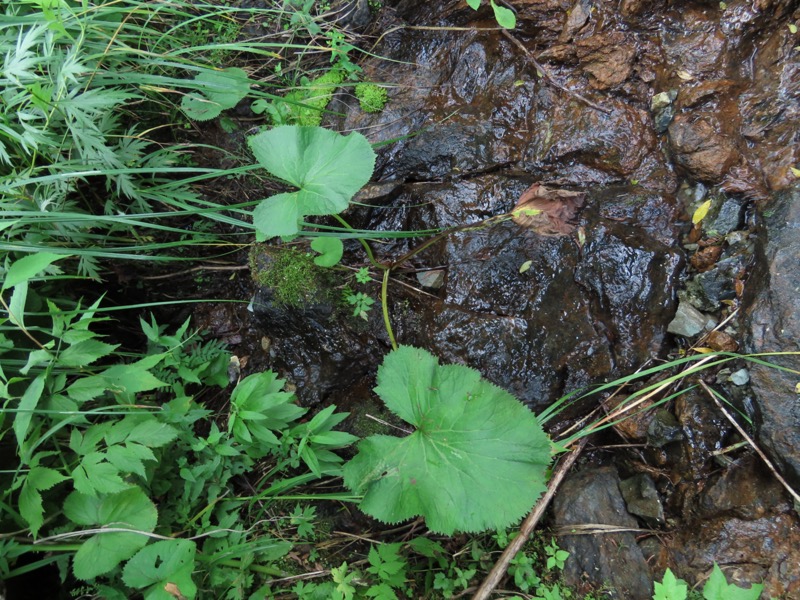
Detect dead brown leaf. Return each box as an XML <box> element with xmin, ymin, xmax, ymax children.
<box><xmin>164</xmin><ymin>582</ymin><xmax>187</xmax><ymax>600</ymax></box>
<box><xmin>690</xmin><ymin>244</ymin><xmax>723</xmax><ymax>272</ymax></box>
<box><xmin>512</xmin><ymin>184</ymin><xmax>585</xmax><ymax>235</ymax></box>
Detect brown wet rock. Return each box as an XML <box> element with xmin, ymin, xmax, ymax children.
<box><xmin>514</xmin><ymin>0</ymin><xmax>576</xmax><ymax>36</ymax></box>
<box><xmin>575</xmin><ymin>32</ymin><xmax>637</xmax><ymax>90</ymax></box>
<box><xmin>668</xmin><ymin>113</ymin><xmax>740</xmax><ymax>183</ymax></box>
<box><xmin>702</xmin><ymin>329</ymin><xmax>739</xmax><ymax>352</ymax></box>
<box><xmin>696</xmin><ymin>454</ymin><xmax>791</xmax><ymax>520</ymax></box>
<box><xmin>525</xmin><ymin>94</ymin><xmax>675</xmax><ymax>190</ymax></box>
<box><xmin>663</xmin><ymin>513</ymin><xmax>800</xmax><ymax>599</ymax></box>
<box><xmin>512</xmin><ymin>183</ymin><xmax>585</xmax><ymax>235</ymax></box>
<box><xmin>661</xmin><ymin>10</ymin><xmax>730</xmax><ymax>78</ymax></box>
<box><xmin>678</xmin><ymin>79</ymin><xmax>740</xmax><ymax>110</ymax></box>
<box><xmin>558</xmin><ymin>0</ymin><xmax>592</xmax><ymax>42</ymax></box>
<box><xmin>606</xmin><ymin>395</ymin><xmax>655</xmax><ymax>441</ymax></box>
<box><xmin>375</xmin><ymin>179</ymin><xmax>683</xmax><ymax>412</ymax></box>
<box><xmin>553</xmin><ymin>466</ymin><xmax>654</xmax><ymax>598</ymax></box>
<box><xmin>674</xmin><ymin>390</ymin><xmax>731</xmax><ymax>477</ymax></box>
<box><xmin>737</xmin><ymin>26</ymin><xmax>800</xmax><ymax>191</ymax></box>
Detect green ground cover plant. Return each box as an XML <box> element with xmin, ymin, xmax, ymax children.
<box><xmin>344</xmin><ymin>345</ymin><xmax>551</xmax><ymax>534</ymax></box>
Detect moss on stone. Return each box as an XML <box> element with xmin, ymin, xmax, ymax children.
<box><xmin>249</xmin><ymin>245</ymin><xmax>334</xmax><ymax>307</ymax></box>
<box><xmin>354</xmin><ymin>82</ymin><xmax>388</xmax><ymax>113</ymax></box>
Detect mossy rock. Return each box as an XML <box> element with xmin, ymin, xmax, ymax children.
<box><xmin>249</xmin><ymin>245</ymin><xmax>337</xmax><ymax>307</ymax></box>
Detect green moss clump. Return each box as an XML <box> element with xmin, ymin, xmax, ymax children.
<box><xmin>249</xmin><ymin>246</ymin><xmax>332</xmax><ymax>306</ymax></box>
<box><xmin>267</xmin><ymin>69</ymin><xmax>345</xmax><ymax>126</ymax></box>
<box><xmin>354</xmin><ymin>82</ymin><xmax>388</xmax><ymax>113</ymax></box>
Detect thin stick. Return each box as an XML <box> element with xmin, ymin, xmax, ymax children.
<box><xmin>472</xmin><ymin>437</ymin><xmax>587</xmax><ymax>600</ymax></box>
<box><xmin>500</xmin><ymin>30</ymin><xmax>611</xmax><ymax>114</ymax></box>
<box><xmin>700</xmin><ymin>381</ymin><xmax>800</xmax><ymax>505</ymax></box>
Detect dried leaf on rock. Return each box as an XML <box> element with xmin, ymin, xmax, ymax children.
<box><xmin>511</xmin><ymin>184</ymin><xmax>585</xmax><ymax>235</ymax></box>
<box><xmin>690</xmin><ymin>245</ymin><xmax>723</xmax><ymax>272</ymax></box>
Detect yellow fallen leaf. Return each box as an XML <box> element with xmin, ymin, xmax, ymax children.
<box><xmin>519</xmin><ymin>260</ymin><xmax>533</xmax><ymax>274</ymax></box>
<box><xmin>789</xmin><ymin>23</ymin><xmax>798</xmax><ymax>34</ymax></box>
<box><xmin>795</xmin><ymin>382</ymin><xmax>800</xmax><ymax>394</ymax></box>
<box><xmin>692</xmin><ymin>347</ymin><xmax>714</xmax><ymax>354</ymax></box>
<box><xmin>692</xmin><ymin>199</ymin><xmax>712</xmax><ymax>225</ymax></box>
<box><xmin>677</xmin><ymin>70</ymin><xmax>694</xmax><ymax>81</ymax></box>
<box><xmin>791</xmin><ymin>166</ymin><xmax>800</xmax><ymax>177</ymax></box>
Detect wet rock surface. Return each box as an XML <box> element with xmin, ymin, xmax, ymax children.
<box><xmin>553</xmin><ymin>466</ymin><xmax>653</xmax><ymax>598</ymax></box>
<box><xmin>245</xmin><ymin>0</ymin><xmax>800</xmax><ymax>594</ymax></box>
<box><xmin>745</xmin><ymin>184</ymin><xmax>800</xmax><ymax>488</ymax></box>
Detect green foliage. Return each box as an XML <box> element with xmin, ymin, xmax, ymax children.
<box><xmin>343</xmin><ymin>346</ymin><xmax>552</xmax><ymax>534</ymax></box>
<box><xmin>181</xmin><ymin>67</ymin><xmax>251</xmax><ymax>121</ymax></box>
<box><xmin>248</xmin><ymin>125</ymin><xmax>376</xmax><ymax>239</ymax></box>
<box><xmin>122</xmin><ymin>539</ymin><xmax>197</xmax><ymax>599</ymax></box>
<box><xmin>346</xmin><ymin>291</ymin><xmax>376</xmax><ymax>319</ymax></box>
<box><xmin>1</xmin><ymin>254</ymin><xmax>356</xmax><ymax>596</ymax></box>
<box><xmin>228</xmin><ymin>370</ymin><xmax>306</xmax><ymax>453</ymax></box>
<box><xmin>355</xmin><ymin>267</ymin><xmax>372</xmax><ymax>284</ymax></box>
<box><xmin>249</xmin><ymin>246</ymin><xmax>333</xmax><ymax>306</ymax></box>
<box><xmin>654</xmin><ymin>565</ymin><xmax>764</xmax><ymax>600</ymax></box>
<box><xmin>466</xmin><ymin>0</ymin><xmax>517</xmax><ymax>28</ymax></box>
<box><xmin>311</xmin><ymin>237</ymin><xmax>345</xmax><ymax>267</ymax></box>
<box><xmin>355</xmin><ymin>83</ymin><xmax>389</xmax><ymax>113</ymax></box>
<box><xmin>253</xmin><ymin>69</ymin><xmax>345</xmax><ymax>126</ymax></box>
<box><xmin>545</xmin><ymin>537</ymin><xmax>570</xmax><ymax>571</ymax></box>
<box><xmin>655</xmin><ymin>569</ymin><xmax>689</xmax><ymax>600</ymax></box>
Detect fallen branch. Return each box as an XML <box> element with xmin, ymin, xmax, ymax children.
<box><xmin>501</xmin><ymin>30</ymin><xmax>611</xmax><ymax>115</ymax></box>
<box><xmin>472</xmin><ymin>437</ymin><xmax>588</xmax><ymax>600</ymax></box>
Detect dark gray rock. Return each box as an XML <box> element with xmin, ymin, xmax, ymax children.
<box><xmin>667</xmin><ymin>300</ymin><xmax>715</xmax><ymax>337</ymax></box>
<box><xmin>554</xmin><ymin>466</ymin><xmax>654</xmax><ymax>599</ymax></box>
<box><xmin>682</xmin><ymin>254</ymin><xmax>745</xmax><ymax>311</ymax></box>
<box><xmin>620</xmin><ymin>474</ymin><xmax>664</xmax><ymax>526</ymax></box>
<box><xmin>745</xmin><ymin>184</ymin><xmax>800</xmax><ymax>488</ymax></box>
<box><xmin>704</xmin><ymin>196</ymin><xmax>746</xmax><ymax>235</ymax></box>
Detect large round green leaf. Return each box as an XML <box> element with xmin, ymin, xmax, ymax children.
<box><xmin>343</xmin><ymin>346</ymin><xmax>552</xmax><ymax>534</ymax></box>
<box><xmin>248</xmin><ymin>126</ymin><xmax>375</xmax><ymax>239</ymax></box>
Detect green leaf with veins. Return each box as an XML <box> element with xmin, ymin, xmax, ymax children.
<box><xmin>248</xmin><ymin>126</ymin><xmax>375</xmax><ymax>239</ymax></box>
<box><xmin>122</xmin><ymin>539</ymin><xmax>197</xmax><ymax>599</ymax></box>
<box><xmin>343</xmin><ymin>346</ymin><xmax>551</xmax><ymax>534</ymax></box>
<box><xmin>654</xmin><ymin>568</ymin><xmax>688</xmax><ymax>600</ymax></box>
<box><xmin>490</xmin><ymin>0</ymin><xmax>516</xmax><ymax>28</ymax></box>
<box><xmin>702</xmin><ymin>564</ymin><xmax>763</xmax><ymax>600</ymax></box>
<box><xmin>64</xmin><ymin>486</ymin><xmax>158</xmax><ymax>580</ymax></box>
<box><xmin>181</xmin><ymin>67</ymin><xmax>250</xmax><ymax>121</ymax></box>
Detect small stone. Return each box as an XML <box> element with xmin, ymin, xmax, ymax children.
<box><xmin>620</xmin><ymin>474</ymin><xmax>665</xmax><ymax>526</ymax></box>
<box><xmin>704</xmin><ymin>196</ymin><xmax>745</xmax><ymax>234</ymax></box>
<box><xmin>416</xmin><ymin>269</ymin><xmax>446</xmax><ymax>289</ymax></box>
<box><xmin>705</xmin><ymin>330</ymin><xmax>738</xmax><ymax>352</ymax></box>
<box><xmin>653</xmin><ymin>104</ymin><xmax>676</xmax><ymax>134</ymax></box>
<box><xmin>729</xmin><ymin>368</ymin><xmax>750</xmax><ymax>386</ymax></box>
<box><xmin>668</xmin><ymin>301</ymin><xmax>714</xmax><ymax>337</ymax></box>
<box><xmin>725</xmin><ymin>230</ymin><xmax>749</xmax><ymax>246</ymax></box>
<box><xmin>648</xmin><ymin>409</ymin><xmax>684</xmax><ymax>447</ymax></box>
<box><xmin>650</xmin><ymin>89</ymin><xmax>678</xmax><ymax>111</ymax></box>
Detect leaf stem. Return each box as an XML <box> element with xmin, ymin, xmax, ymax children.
<box><xmin>382</xmin><ymin>268</ymin><xmax>397</xmax><ymax>350</ymax></box>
